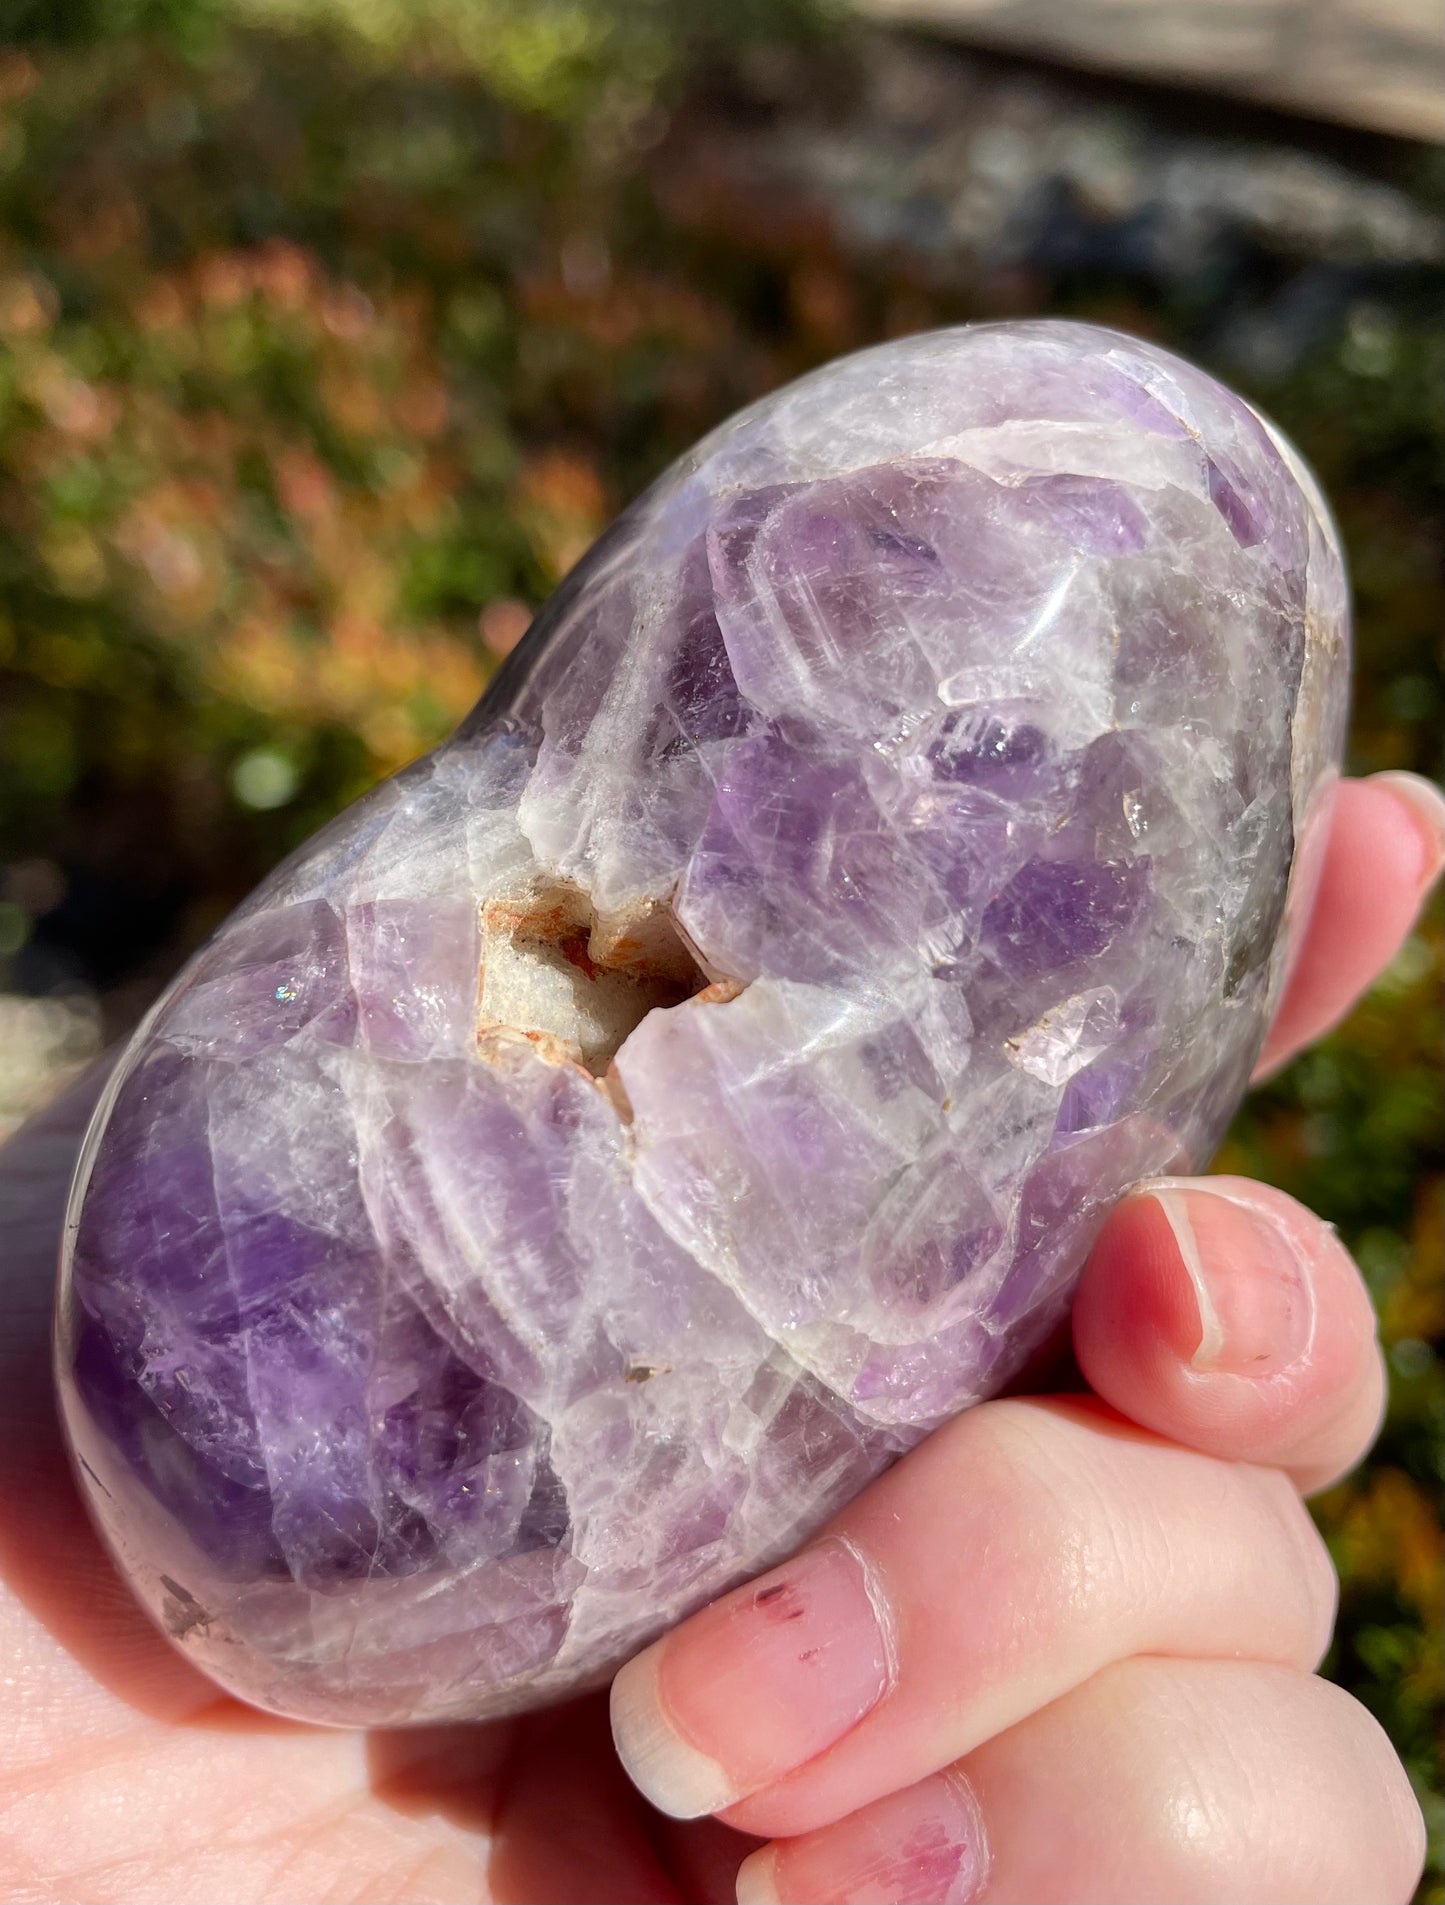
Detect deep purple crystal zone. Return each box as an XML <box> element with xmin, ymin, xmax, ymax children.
<box><xmin>58</xmin><ymin>321</ymin><xmax>1348</xmax><ymax>1725</ymax></box>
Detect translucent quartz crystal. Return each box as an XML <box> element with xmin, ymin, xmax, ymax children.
<box><xmin>56</xmin><ymin>322</ymin><xmax>1349</xmax><ymax>1725</ymax></box>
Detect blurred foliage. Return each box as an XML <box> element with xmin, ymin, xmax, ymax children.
<box><xmin>0</xmin><ymin>1</ymin><xmax>1438</xmax><ymax>1891</ymax></box>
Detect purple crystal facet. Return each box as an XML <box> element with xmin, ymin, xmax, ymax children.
<box><xmin>56</xmin><ymin>322</ymin><xmax>1349</xmax><ymax>1725</ymax></box>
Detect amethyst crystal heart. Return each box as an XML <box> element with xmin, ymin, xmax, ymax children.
<box><xmin>56</xmin><ymin>322</ymin><xmax>1349</xmax><ymax>1725</ymax></box>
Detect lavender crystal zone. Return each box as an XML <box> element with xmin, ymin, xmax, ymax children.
<box><xmin>57</xmin><ymin>321</ymin><xmax>1349</xmax><ymax>1725</ymax></box>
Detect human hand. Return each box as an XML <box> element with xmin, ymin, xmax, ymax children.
<box><xmin>1</xmin><ymin>772</ymin><xmax>1439</xmax><ymax>1905</ymax></box>
<box><xmin>609</xmin><ymin>773</ymin><xmax>1442</xmax><ymax>1905</ymax></box>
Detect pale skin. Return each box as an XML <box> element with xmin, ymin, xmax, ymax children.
<box><xmin>0</xmin><ymin>772</ymin><xmax>1439</xmax><ymax>1905</ymax></box>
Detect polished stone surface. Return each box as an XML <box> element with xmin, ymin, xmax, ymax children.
<box><xmin>57</xmin><ymin>321</ymin><xmax>1349</xmax><ymax>1724</ymax></box>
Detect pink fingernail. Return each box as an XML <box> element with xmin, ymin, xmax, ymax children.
<box><xmin>736</xmin><ymin>1770</ymin><xmax>988</xmax><ymax>1905</ymax></box>
<box><xmin>611</xmin><ymin>1539</ymin><xmax>895</xmax><ymax>1818</ymax></box>
<box><xmin>1148</xmin><ymin>1181</ymin><xmax>1315</xmax><ymax>1378</ymax></box>
<box><xmin>1373</xmin><ymin>772</ymin><xmax>1445</xmax><ymax>885</ymax></box>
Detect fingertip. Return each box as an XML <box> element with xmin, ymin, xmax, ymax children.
<box><xmin>732</xmin><ymin>1773</ymin><xmax>987</xmax><ymax>1905</ymax></box>
<box><xmin>1372</xmin><ymin>771</ymin><xmax>1445</xmax><ymax>888</ymax></box>
<box><xmin>733</xmin><ymin>1846</ymin><xmax>780</xmax><ymax>1905</ymax></box>
<box><xmin>611</xmin><ymin>1541</ymin><xmax>895</xmax><ymax>1824</ymax></box>
<box><xmin>1074</xmin><ymin>1178</ymin><xmax>1384</xmax><ymax>1486</ymax></box>
<box><xmin>1257</xmin><ymin>774</ymin><xmax>1443</xmax><ymax>1077</ymax></box>
<box><xmin>611</xmin><ymin>1643</ymin><xmax>741</xmax><ymax>1820</ymax></box>
<box><xmin>1152</xmin><ymin>1179</ymin><xmax>1316</xmax><ymax>1378</ymax></box>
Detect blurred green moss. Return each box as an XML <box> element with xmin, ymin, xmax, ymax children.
<box><xmin>0</xmin><ymin>5</ymin><xmax>1438</xmax><ymax>1891</ymax></box>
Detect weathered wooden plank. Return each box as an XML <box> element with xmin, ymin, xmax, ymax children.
<box><xmin>855</xmin><ymin>0</ymin><xmax>1445</xmax><ymax>140</ymax></box>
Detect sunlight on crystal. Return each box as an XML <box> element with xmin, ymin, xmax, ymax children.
<box><xmin>1005</xmin><ymin>989</ymin><xmax>1122</xmax><ymax>1088</ymax></box>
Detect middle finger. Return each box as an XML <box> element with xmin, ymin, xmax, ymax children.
<box><xmin>611</xmin><ymin>1397</ymin><xmax>1335</xmax><ymax>1839</ymax></box>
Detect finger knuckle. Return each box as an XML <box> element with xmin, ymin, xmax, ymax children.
<box><xmin>1252</xmin><ymin>1467</ymin><xmax>1339</xmax><ymax>1662</ymax></box>
<box><xmin>1133</xmin><ymin>1666</ymin><xmax>1424</xmax><ymax>1903</ymax></box>
<box><xmin>967</xmin><ymin>1402</ymin><xmax>1161</xmax><ymax>1633</ymax></box>
<box><xmin>1314</xmin><ymin>1681</ymin><xmax>1429</xmax><ymax>1902</ymax></box>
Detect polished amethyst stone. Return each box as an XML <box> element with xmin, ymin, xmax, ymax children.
<box><xmin>56</xmin><ymin>322</ymin><xmax>1349</xmax><ymax>1725</ymax></box>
